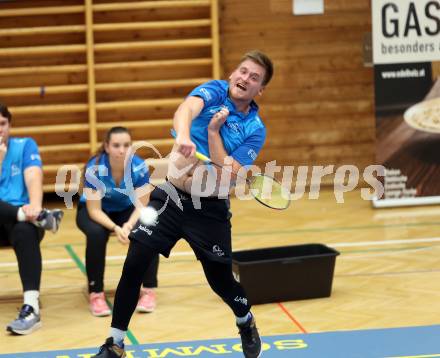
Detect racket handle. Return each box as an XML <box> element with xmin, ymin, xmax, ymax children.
<box><xmin>195</xmin><ymin>151</ymin><xmax>211</xmax><ymax>163</ymax></box>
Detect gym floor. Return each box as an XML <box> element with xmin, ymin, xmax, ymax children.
<box><xmin>1</xmin><ymin>189</ymin><xmax>440</xmax><ymax>357</ymax></box>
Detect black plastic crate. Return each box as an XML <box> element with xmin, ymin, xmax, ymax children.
<box><xmin>232</xmin><ymin>244</ymin><xmax>339</xmax><ymax>304</ymax></box>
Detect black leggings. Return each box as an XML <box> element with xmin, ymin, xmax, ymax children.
<box><xmin>0</xmin><ymin>200</ymin><xmax>19</xmax><ymax>223</ymax></box>
<box><xmin>76</xmin><ymin>203</ymin><xmax>159</xmax><ymax>293</ymax></box>
<box><xmin>111</xmin><ymin>240</ymin><xmax>251</xmax><ymax>331</ymax></box>
<box><xmin>0</xmin><ymin>200</ymin><xmax>44</xmax><ymax>291</ymax></box>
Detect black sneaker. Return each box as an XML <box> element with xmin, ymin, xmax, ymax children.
<box><xmin>35</xmin><ymin>209</ymin><xmax>64</xmax><ymax>233</ymax></box>
<box><xmin>237</xmin><ymin>316</ymin><xmax>262</xmax><ymax>358</ymax></box>
<box><xmin>92</xmin><ymin>337</ymin><xmax>126</xmax><ymax>358</ymax></box>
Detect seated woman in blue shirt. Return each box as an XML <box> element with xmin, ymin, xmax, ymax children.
<box><xmin>76</xmin><ymin>126</ymin><xmax>159</xmax><ymax>317</ymax></box>
<box><xmin>1</xmin><ymin>103</ymin><xmax>63</xmax><ymax>335</ymax></box>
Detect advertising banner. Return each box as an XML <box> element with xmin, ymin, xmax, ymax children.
<box><xmin>372</xmin><ymin>0</ymin><xmax>440</xmax><ymax>207</ymax></box>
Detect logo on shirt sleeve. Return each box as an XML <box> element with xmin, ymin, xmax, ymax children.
<box><xmin>133</xmin><ymin>162</ymin><xmax>147</xmax><ymax>173</ymax></box>
<box><xmin>30</xmin><ymin>154</ymin><xmax>41</xmax><ymax>161</ymax></box>
<box><xmin>134</xmin><ymin>162</ymin><xmax>148</xmax><ymax>178</ymax></box>
<box><xmin>247</xmin><ymin>149</ymin><xmax>257</xmax><ymax>161</ymax></box>
<box><xmin>200</xmin><ymin>88</ymin><xmax>212</xmax><ymax>101</ymax></box>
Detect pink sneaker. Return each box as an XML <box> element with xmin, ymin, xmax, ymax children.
<box><xmin>136</xmin><ymin>288</ymin><xmax>156</xmax><ymax>313</ymax></box>
<box><xmin>89</xmin><ymin>292</ymin><xmax>111</xmax><ymax>317</ymax></box>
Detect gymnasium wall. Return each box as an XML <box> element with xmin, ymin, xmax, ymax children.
<box><xmin>219</xmin><ymin>0</ymin><xmax>375</xmax><ymax>171</ymax></box>
<box><xmin>0</xmin><ymin>0</ymin><xmax>375</xmax><ymax>190</ymax></box>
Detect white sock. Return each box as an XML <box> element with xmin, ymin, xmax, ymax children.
<box><xmin>16</xmin><ymin>207</ymin><xmax>26</xmax><ymax>222</ymax></box>
<box><xmin>236</xmin><ymin>312</ymin><xmax>252</xmax><ymax>326</ymax></box>
<box><xmin>24</xmin><ymin>290</ymin><xmax>40</xmax><ymax>314</ymax></box>
<box><xmin>110</xmin><ymin>327</ymin><xmax>126</xmax><ymax>347</ymax></box>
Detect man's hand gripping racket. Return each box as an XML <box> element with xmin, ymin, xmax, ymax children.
<box><xmin>195</xmin><ymin>152</ymin><xmax>291</xmax><ymax>210</ymax></box>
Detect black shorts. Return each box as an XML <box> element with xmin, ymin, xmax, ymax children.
<box><xmin>129</xmin><ymin>182</ymin><xmax>232</xmax><ymax>263</ymax></box>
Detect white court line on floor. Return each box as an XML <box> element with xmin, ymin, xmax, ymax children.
<box><xmin>330</xmin><ymin>237</ymin><xmax>440</xmax><ymax>248</ymax></box>
<box><xmin>1</xmin><ymin>237</ymin><xmax>440</xmax><ymax>268</ymax></box>
<box><xmin>0</xmin><ymin>251</ymin><xmax>195</xmax><ymax>268</ymax></box>
<box><xmin>340</xmin><ymin>245</ymin><xmax>438</xmax><ymax>259</ymax></box>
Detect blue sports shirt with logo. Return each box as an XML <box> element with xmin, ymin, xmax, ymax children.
<box><xmin>80</xmin><ymin>152</ymin><xmax>149</xmax><ymax>212</ymax></box>
<box><xmin>0</xmin><ymin>137</ymin><xmax>43</xmax><ymax>206</ymax></box>
<box><xmin>185</xmin><ymin>80</ymin><xmax>266</xmax><ymax>167</ymax></box>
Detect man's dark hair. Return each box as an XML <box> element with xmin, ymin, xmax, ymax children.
<box><xmin>0</xmin><ymin>103</ymin><xmax>11</xmax><ymax>122</ymax></box>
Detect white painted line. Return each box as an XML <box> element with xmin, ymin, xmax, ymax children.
<box><xmin>0</xmin><ymin>250</ymin><xmax>194</xmax><ymax>268</ymax></box>
<box><xmin>1</xmin><ymin>237</ymin><xmax>440</xmax><ymax>268</ymax></box>
<box><xmin>341</xmin><ymin>246</ymin><xmax>437</xmax><ymax>259</ymax></box>
<box><xmin>0</xmin><ymin>258</ymin><xmax>71</xmax><ymax>268</ymax></box>
<box><xmin>330</xmin><ymin>237</ymin><xmax>440</xmax><ymax>248</ymax></box>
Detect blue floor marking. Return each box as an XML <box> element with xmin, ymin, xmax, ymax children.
<box><xmin>1</xmin><ymin>324</ymin><xmax>439</xmax><ymax>357</ymax></box>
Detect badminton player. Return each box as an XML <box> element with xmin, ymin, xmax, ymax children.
<box><xmin>92</xmin><ymin>50</ymin><xmax>273</xmax><ymax>358</ymax></box>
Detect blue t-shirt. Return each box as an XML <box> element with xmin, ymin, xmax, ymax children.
<box><xmin>80</xmin><ymin>153</ymin><xmax>149</xmax><ymax>212</ymax></box>
<box><xmin>0</xmin><ymin>137</ymin><xmax>43</xmax><ymax>206</ymax></box>
<box><xmin>186</xmin><ymin>80</ymin><xmax>266</xmax><ymax>166</ymax></box>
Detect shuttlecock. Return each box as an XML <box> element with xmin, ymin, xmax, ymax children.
<box><xmin>139</xmin><ymin>206</ymin><xmax>158</xmax><ymax>226</ymax></box>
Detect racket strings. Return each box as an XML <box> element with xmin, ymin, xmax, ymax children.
<box><xmin>248</xmin><ymin>174</ymin><xmax>290</xmax><ymax>210</ymax></box>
